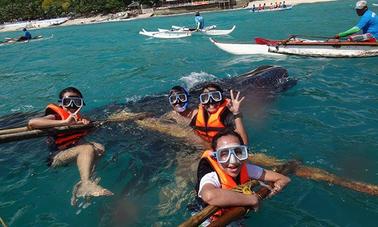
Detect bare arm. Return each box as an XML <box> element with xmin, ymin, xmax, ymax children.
<box><xmin>200</xmin><ymin>183</ymin><xmax>259</xmax><ymax>207</ymax></box>
<box><xmin>28</xmin><ymin>114</ymin><xmax>75</xmax><ymax>129</ymax></box>
<box><xmin>260</xmin><ymin>169</ymin><xmax>291</xmax><ymax>197</ymax></box>
<box><xmin>234</xmin><ymin>116</ymin><xmax>248</xmax><ymax>145</ymax></box>
<box><xmin>227</xmin><ymin>90</ymin><xmax>249</xmax><ymax>145</ymax></box>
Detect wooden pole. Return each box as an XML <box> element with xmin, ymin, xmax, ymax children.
<box><xmin>0</xmin><ymin>124</ymin><xmax>94</xmax><ymax>144</ymax></box>
<box><xmin>0</xmin><ymin>112</ymin><xmax>152</xmax><ymax>144</ymax></box>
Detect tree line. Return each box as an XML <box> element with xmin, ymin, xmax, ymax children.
<box><xmin>0</xmin><ymin>0</ymin><xmax>160</xmax><ymax>23</ymax></box>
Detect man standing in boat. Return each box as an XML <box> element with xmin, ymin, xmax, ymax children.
<box><xmin>195</xmin><ymin>11</ymin><xmax>205</xmax><ymax>31</ymax></box>
<box><xmin>334</xmin><ymin>0</ymin><xmax>378</xmax><ymax>42</ymax></box>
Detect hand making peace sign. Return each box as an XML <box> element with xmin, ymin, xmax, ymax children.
<box><xmin>227</xmin><ymin>89</ymin><xmax>245</xmax><ymax>115</ymax></box>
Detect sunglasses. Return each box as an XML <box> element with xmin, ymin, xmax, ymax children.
<box><xmin>199</xmin><ymin>91</ymin><xmax>222</xmax><ymax>104</ymax></box>
<box><xmin>59</xmin><ymin>96</ymin><xmax>84</xmax><ymax>108</ymax></box>
<box><xmin>214</xmin><ymin>145</ymin><xmax>249</xmax><ymax>164</ymax></box>
<box><xmin>169</xmin><ymin>93</ymin><xmax>188</xmax><ymax>105</ymax></box>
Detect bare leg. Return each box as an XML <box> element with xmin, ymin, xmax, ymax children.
<box><xmin>51</xmin><ymin>143</ymin><xmax>113</xmax><ymax>206</ymax></box>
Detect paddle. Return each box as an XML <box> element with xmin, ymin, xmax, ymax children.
<box><xmin>179</xmin><ymin>161</ymin><xmax>298</xmax><ymax>227</ymax></box>
<box><xmin>0</xmin><ymin>112</ymin><xmax>151</xmax><ymax>144</ymax></box>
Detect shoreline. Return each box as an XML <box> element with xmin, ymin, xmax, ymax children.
<box><xmin>0</xmin><ymin>0</ymin><xmax>336</xmax><ymax>33</ymax></box>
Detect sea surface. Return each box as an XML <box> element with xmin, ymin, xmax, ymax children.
<box><xmin>0</xmin><ymin>0</ymin><xmax>377</xmax><ymax>226</ymax></box>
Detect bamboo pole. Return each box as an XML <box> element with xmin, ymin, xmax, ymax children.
<box><xmin>0</xmin><ymin>112</ymin><xmax>152</xmax><ymax>144</ymax></box>
<box><xmin>0</xmin><ymin>126</ymin><xmax>29</xmax><ymax>135</ymax></box>
<box><xmin>0</xmin><ymin>217</ymin><xmax>7</xmax><ymax>227</ymax></box>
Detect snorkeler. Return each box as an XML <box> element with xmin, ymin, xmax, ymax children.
<box><xmin>28</xmin><ymin>87</ymin><xmax>113</xmax><ymax>205</ymax></box>
<box><xmin>196</xmin><ymin>129</ymin><xmax>290</xmax><ymax>225</ymax></box>
<box><xmin>190</xmin><ymin>83</ymin><xmax>248</xmax><ymax>145</ymax></box>
<box><xmin>165</xmin><ymin>84</ymin><xmax>248</xmax><ymax>146</ymax></box>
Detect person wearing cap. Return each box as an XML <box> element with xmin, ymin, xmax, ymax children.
<box><xmin>18</xmin><ymin>28</ymin><xmax>32</xmax><ymax>41</ymax></box>
<box><xmin>195</xmin><ymin>11</ymin><xmax>205</xmax><ymax>30</ymax></box>
<box><xmin>334</xmin><ymin>1</ymin><xmax>378</xmax><ymax>41</ymax></box>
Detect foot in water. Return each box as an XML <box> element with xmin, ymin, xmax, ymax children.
<box><xmin>71</xmin><ymin>180</ymin><xmax>113</xmax><ymax>206</ymax></box>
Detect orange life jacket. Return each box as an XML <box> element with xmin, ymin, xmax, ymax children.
<box><xmin>45</xmin><ymin>104</ymin><xmax>87</xmax><ymax>150</ymax></box>
<box><xmin>192</xmin><ymin>101</ymin><xmax>228</xmax><ymax>143</ymax></box>
<box><xmin>201</xmin><ymin>150</ymin><xmax>250</xmax><ymax>219</ymax></box>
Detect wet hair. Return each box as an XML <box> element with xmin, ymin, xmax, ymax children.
<box><xmin>59</xmin><ymin>87</ymin><xmax>83</xmax><ymax>99</ymax></box>
<box><xmin>23</xmin><ymin>28</ymin><xmax>27</xmax><ymax>31</ymax></box>
<box><xmin>211</xmin><ymin>128</ymin><xmax>244</xmax><ymax>151</ymax></box>
<box><xmin>195</xmin><ymin>11</ymin><xmax>200</xmax><ymax>16</ymax></box>
<box><xmin>202</xmin><ymin>83</ymin><xmax>223</xmax><ymax>93</ymax></box>
<box><xmin>169</xmin><ymin>86</ymin><xmax>188</xmax><ymax>96</ymax></box>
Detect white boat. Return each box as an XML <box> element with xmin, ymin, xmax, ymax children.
<box><xmin>164</xmin><ymin>25</ymin><xmax>236</xmax><ymax>36</ymax></box>
<box><xmin>139</xmin><ymin>29</ymin><xmax>191</xmax><ymax>39</ymax></box>
<box><xmin>249</xmin><ymin>5</ymin><xmax>293</xmax><ymax>13</ymax></box>
<box><xmin>210</xmin><ymin>37</ymin><xmax>378</xmax><ymax>58</ymax></box>
<box><xmin>373</xmin><ymin>3</ymin><xmax>378</xmax><ymax>6</ymax></box>
<box><xmin>209</xmin><ymin>38</ymin><xmax>279</xmax><ymax>55</ymax></box>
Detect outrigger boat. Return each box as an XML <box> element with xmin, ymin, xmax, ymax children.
<box><xmin>139</xmin><ymin>29</ymin><xmax>192</xmax><ymax>39</ymax></box>
<box><xmin>210</xmin><ymin>37</ymin><xmax>378</xmax><ymax>58</ymax></box>
<box><xmin>160</xmin><ymin>25</ymin><xmax>236</xmax><ymax>36</ymax></box>
<box><xmin>0</xmin><ymin>35</ymin><xmax>52</xmax><ymax>46</ymax></box>
<box><xmin>249</xmin><ymin>5</ymin><xmax>293</xmax><ymax>13</ymax></box>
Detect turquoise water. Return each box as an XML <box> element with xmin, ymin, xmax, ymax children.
<box><xmin>1</xmin><ymin>0</ymin><xmax>378</xmax><ymax>226</ymax></box>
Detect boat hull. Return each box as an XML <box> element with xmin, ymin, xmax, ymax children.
<box><xmin>269</xmin><ymin>42</ymin><xmax>378</xmax><ymax>58</ymax></box>
<box><xmin>139</xmin><ymin>29</ymin><xmax>191</xmax><ymax>39</ymax></box>
<box><xmin>164</xmin><ymin>25</ymin><xmax>236</xmax><ymax>36</ymax></box>
<box><xmin>209</xmin><ymin>38</ymin><xmax>279</xmax><ymax>55</ymax></box>
<box><xmin>210</xmin><ymin>38</ymin><xmax>378</xmax><ymax>57</ymax></box>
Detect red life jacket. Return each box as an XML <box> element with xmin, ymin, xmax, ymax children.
<box><xmin>201</xmin><ymin>150</ymin><xmax>250</xmax><ymax>219</ymax></box>
<box><xmin>192</xmin><ymin>101</ymin><xmax>228</xmax><ymax>143</ymax></box>
<box><xmin>45</xmin><ymin>104</ymin><xmax>87</xmax><ymax>150</ymax></box>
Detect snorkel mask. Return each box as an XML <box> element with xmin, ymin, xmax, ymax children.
<box><xmin>168</xmin><ymin>87</ymin><xmax>189</xmax><ymax>113</ymax></box>
<box><xmin>58</xmin><ymin>96</ymin><xmax>85</xmax><ymax>115</ymax></box>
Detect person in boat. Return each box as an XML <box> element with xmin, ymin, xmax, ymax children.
<box><xmin>28</xmin><ymin>87</ymin><xmax>113</xmax><ymax>205</ymax></box>
<box><xmin>279</xmin><ymin>2</ymin><xmax>282</xmax><ymax>8</ymax></box>
<box><xmin>270</xmin><ymin>3</ymin><xmax>274</xmax><ymax>10</ymax></box>
<box><xmin>189</xmin><ymin>83</ymin><xmax>249</xmax><ymax>145</ymax></box>
<box><xmin>195</xmin><ymin>11</ymin><xmax>205</xmax><ymax>31</ymax></box>
<box><xmin>283</xmin><ymin>1</ymin><xmax>287</xmax><ymax>8</ymax></box>
<box><xmin>263</xmin><ymin>3</ymin><xmax>266</xmax><ymax>9</ymax></box>
<box><xmin>252</xmin><ymin>4</ymin><xmax>256</xmax><ymax>12</ymax></box>
<box><xmin>334</xmin><ymin>0</ymin><xmax>378</xmax><ymax>42</ymax></box>
<box><xmin>18</xmin><ymin>28</ymin><xmax>32</xmax><ymax>41</ymax></box>
<box><xmin>195</xmin><ymin>129</ymin><xmax>290</xmax><ymax>224</ymax></box>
